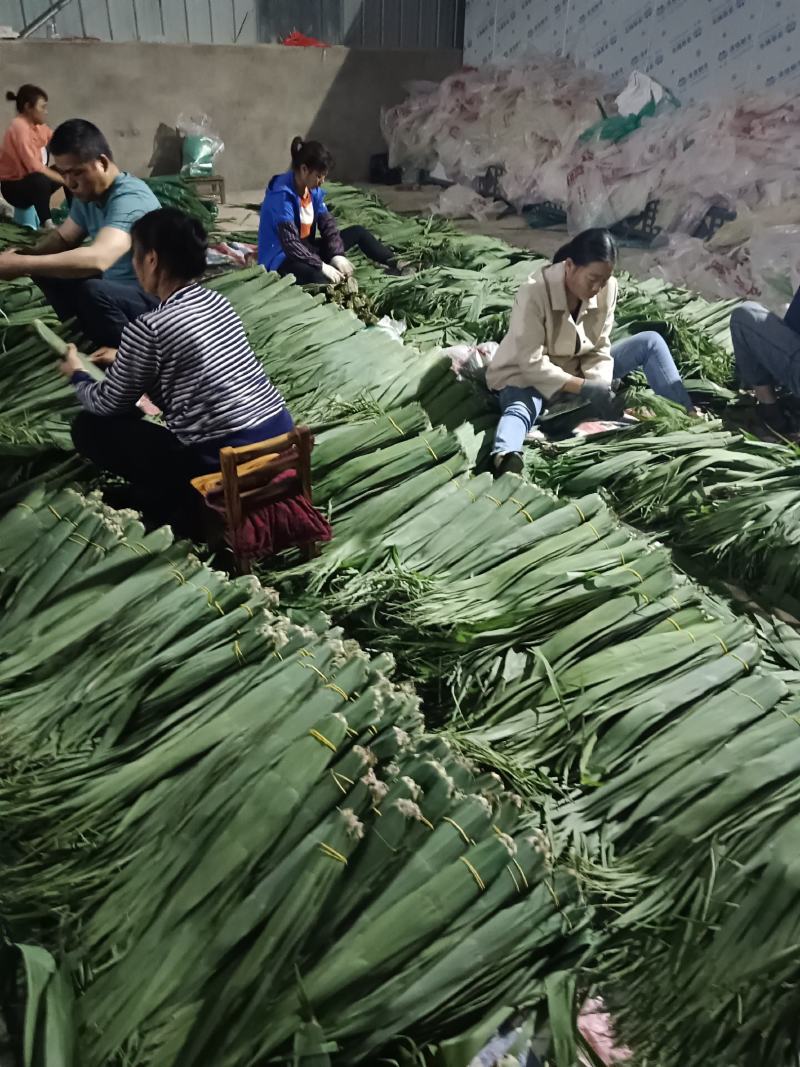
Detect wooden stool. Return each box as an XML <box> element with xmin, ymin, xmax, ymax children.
<box><xmin>191</xmin><ymin>425</ymin><xmax>318</xmax><ymax>574</ymax></box>
<box><xmin>182</xmin><ymin>174</ymin><xmax>226</xmax><ymax>204</ymax></box>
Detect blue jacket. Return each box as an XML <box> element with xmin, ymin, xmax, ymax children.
<box><xmin>258</xmin><ymin>170</ymin><xmax>331</xmax><ymax>271</ymax></box>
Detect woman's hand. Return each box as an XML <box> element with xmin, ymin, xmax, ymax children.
<box><xmin>57</xmin><ymin>343</ymin><xmax>84</xmax><ymax>377</ymax></box>
<box><xmin>90</xmin><ymin>346</ymin><xmax>118</xmax><ymax>367</ymax></box>
<box><xmin>580</xmin><ymin>378</ymin><xmax>616</xmax><ymax>418</ymax></box>
<box><xmin>321</xmin><ymin>263</ymin><xmax>344</xmax><ymax>285</ymax></box>
<box><xmin>331</xmin><ymin>255</ymin><xmax>355</xmax><ymax>278</ymax></box>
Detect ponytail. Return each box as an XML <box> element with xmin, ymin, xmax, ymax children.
<box><xmin>6</xmin><ymin>84</ymin><xmax>48</xmax><ymax>113</ymax></box>
<box><xmin>553</xmin><ymin>228</ymin><xmax>617</xmax><ymax>267</ymax></box>
<box><xmin>290</xmin><ymin>135</ymin><xmax>333</xmax><ymax>174</ymax></box>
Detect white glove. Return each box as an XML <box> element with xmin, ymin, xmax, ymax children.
<box><xmin>331</xmin><ymin>255</ymin><xmax>355</xmax><ymax>278</ymax></box>
<box><xmin>321</xmin><ymin>262</ymin><xmax>343</xmax><ymax>285</ymax></box>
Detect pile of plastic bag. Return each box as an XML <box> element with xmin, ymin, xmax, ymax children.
<box><xmin>382</xmin><ymin>55</ymin><xmax>800</xmax><ymax>237</ymax></box>
<box><xmin>381</xmin><ymin>56</ymin><xmax>612</xmax><ymax>209</ymax></box>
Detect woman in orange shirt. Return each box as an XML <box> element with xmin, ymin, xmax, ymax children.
<box><xmin>0</xmin><ymin>84</ymin><xmax>65</xmax><ymax>227</ymax></box>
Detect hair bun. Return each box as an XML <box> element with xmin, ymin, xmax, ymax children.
<box><xmin>5</xmin><ymin>90</ymin><xmax>17</xmax><ymax>102</ymax></box>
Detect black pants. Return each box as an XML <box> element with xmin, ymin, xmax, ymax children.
<box><xmin>278</xmin><ymin>225</ymin><xmax>397</xmax><ymax>285</ymax></box>
<box><xmin>36</xmin><ymin>276</ymin><xmax>158</xmax><ymax>348</ymax></box>
<box><xmin>1</xmin><ymin>173</ymin><xmax>62</xmax><ymax>224</ymax></box>
<box><xmin>72</xmin><ymin>411</ymin><xmax>217</xmax><ymax>539</ymax></box>
<box><xmin>72</xmin><ymin>407</ymin><xmax>295</xmax><ymax>538</ymax></box>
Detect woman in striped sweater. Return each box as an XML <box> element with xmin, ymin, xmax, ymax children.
<box><xmin>58</xmin><ymin>206</ymin><xmax>293</xmax><ymax>530</ymax></box>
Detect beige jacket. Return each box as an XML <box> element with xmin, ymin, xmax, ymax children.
<box><xmin>486</xmin><ymin>262</ymin><xmax>618</xmax><ymax>398</ymax></box>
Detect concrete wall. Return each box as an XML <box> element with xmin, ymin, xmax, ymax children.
<box><xmin>0</xmin><ymin>39</ymin><xmax>462</xmax><ymax>191</ymax></box>
<box><xmin>464</xmin><ymin>0</ymin><xmax>800</xmax><ymax>100</ymax></box>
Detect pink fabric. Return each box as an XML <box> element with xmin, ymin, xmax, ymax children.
<box><xmin>578</xmin><ymin>999</ymin><xmax>631</xmax><ymax>1065</ymax></box>
<box><xmin>205</xmin><ymin>469</ymin><xmax>332</xmax><ymax>559</ymax></box>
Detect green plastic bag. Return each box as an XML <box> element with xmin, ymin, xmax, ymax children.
<box><xmin>579</xmin><ymin>91</ymin><xmax>680</xmax><ymax>145</ymax></box>
<box><xmin>177</xmin><ymin>113</ymin><xmax>224</xmax><ymax>177</ymax></box>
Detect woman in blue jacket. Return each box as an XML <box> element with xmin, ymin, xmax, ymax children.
<box><xmin>258</xmin><ymin>136</ymin><xmax>400</xmax><ymax>285</ymax></box>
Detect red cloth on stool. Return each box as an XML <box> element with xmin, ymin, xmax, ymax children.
<box><xmin>205</xmin><ymin>470</ymin><xmax>331</xmax><ymax>559</ymax></box>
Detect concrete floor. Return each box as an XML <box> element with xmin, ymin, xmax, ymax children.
<box><xmin>220</xmin><ymin>184</ymin><xmax>656</xmax><ymax>278</ymax></box>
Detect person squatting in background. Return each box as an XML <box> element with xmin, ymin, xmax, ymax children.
<box><xmin>0</xmin><ymin>83</ymin><xmax>65</xmax><ymax>227</ymax></box>
<box><xmin>258</xmin><ymin>136</ymin><xmax>403</xmax><ymax>285</ymax></box>
<box><xmin>487</xmin><ymin>228</ymin><xmax>696</xmax><ymax>476</ymax></box>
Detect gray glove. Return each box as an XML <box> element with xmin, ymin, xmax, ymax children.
<box><xmin>580</xmin><ymin>378</ymin><xmax>616</xmax><ymax>419</ymax></box>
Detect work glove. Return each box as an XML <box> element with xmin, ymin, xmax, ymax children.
<box><xmin>331</xmin><ymin>255</ymin><xmax>355</xmax><ymax>278</ymax></box>
<box><xmin>321</xmin><ymin>263</ymin><xmax>344</xmax><ymax>285</ymax></box>
<box><xmin>580</xmin><ymin>378</ymin><xmax>617</xmax><ymax>419</ymax></box>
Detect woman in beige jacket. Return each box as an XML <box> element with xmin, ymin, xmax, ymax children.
<box><xmin>487</xmin><ymin>229</ymin><xmax>694</xmax><ymax>475</ymax></box>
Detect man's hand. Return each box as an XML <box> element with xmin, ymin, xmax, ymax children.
<box><xmin>0</xmin><ymin>251</ymin><xmax>25</xmax><ymax>280</ymax></box>
<box><xmin>90</xmin><ymin>346</ymin><xmax>118</xmax><ymax>367</ymax></box>
<box><xmin>331</xmin><ymin>255</ymin><xmax>355</xmax><ymax>278</ymax></box>
<box><xmin>57</xmin><ymin>343</ymin><xmax>84</xmax><ymax>378</ymax></box>
<box><xmin>321</xmin><ymin>262</ymin><xmax>344</xmax><ymax>285</ymax></box>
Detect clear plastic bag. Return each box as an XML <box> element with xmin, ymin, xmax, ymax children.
<box><xmin>177</xmin><ymin>113</ymin><xmax>224</xmax><ymax>177</ymax></box>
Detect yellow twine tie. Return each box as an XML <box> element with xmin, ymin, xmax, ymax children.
<box><xmin>368</xmin><ymin>724</ymin><xmax>379</xmax><ymax>736</ymax></box>
<box><xmin>16</xmin><ymin>501</ymin><xmax>34</xmax><ymax>512</ymax></box>
<box><xmin>729</xmin><ymin>652</ymin><xmax>750</xmax><ymax>672</ymax></box>
<box><xmin>574</xmin><ymin>503</ymin><xmax>586</xmax><ymax>522</ymax></box>
<box><xmin>325</xmin><ymin>682</ymin><xmax>350</xmax><ymax>701</ymax></box>
<box><xmin>623</xmin><ymin>565</ymin><xmax>644</xmax><ymax>582</ymax></box>
<box><xmin>309</xmin><ymin>728</ymin><xmax>337</xmax><ymax>752</ymax></box>
<box><xmin>239</xmin><ymin>603</ymin><xmax>254</xmax><ymax>618</ymax></box>
<box><xmin>419</xmin><ymin>813</ymin><xmax>435</xmax><ymax>831</ymax></box>
<box><xmin>667</xmin><ymin>617</ymin><xmax>681</xmax><ymax>631</ymax></box>
<box><xmin>331</xmin><ymin>771</ymin><xmax>350</xmax><ymax>795</ymax></box>
<box><xmin>460</xmin><ymin>855</ymin><xmax>486</xmax><ymax>891</ymax></box>
<box><xmin>486</xmin><ymin>494</ymin><xmax>503</xmax><ymax>507</ymax></box>
<box><xmin>588</xmin><ymin>522</ymin><xmax>602</xmax><ymax>539</ymax></box>
<box><xmin>512</xmin><ymin>857</ymin><xmax>529</xmax><ymax>889</ymax></box>
<box><xmin>422</xmin><ymin>438</ymin><xmax>440</xmax><ymax>461</ymax></box>
<box><xmin>386</xmin><ymin>414</ymin><xmax>405</xmax><ymax>435</ymax></box>
<box><xmin>506</xmin><ymin>864</ymin><xmax>520</xmax><ymax>892</ymax></box>
<box><xmin>714</xmin><ymin>635</ymin><xmax>730</xmax><ymax>654</ymax></box>
<box><xmin>47</xmin><ymin>505</ymin><xmax>62</xmax><ymax>520</ymax></box>
<box><xmin>233</xmin><ymin>640</ymin><xmax>246</xmax><ymax>665</ymax></box>
<box><xmin>443</xmin><ymin>816</ymin><xmax>472</xmax><ymax>845</ymax></box>
<box><xmin>273</xmin><ymin>648</ymin><xmax>284</xmax><ymax>660</ymax></box>
<box><xmin>319</xmin><ymin>842</ymin><xmax>347</xmax><ymax>864</ymax></box>
<box><xmin>303</xmin><ymin>663</ymin><xmax>329</xmax><ymax>681</ymax></box>
<box><xmin>170</xmin><ymin>567</ymin><xmax>187</xmax><ymax>585</ymax></box>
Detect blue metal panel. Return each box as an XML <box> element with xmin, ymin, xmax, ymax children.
<box><xmin>77</xmin><ymin>0</ymin><xmax>111</xmax><ymax>39</ymax></box>
<box><xmin>133</xmin><ymin>0</ymin><xmax>165</xmax><ymax>40</ymax></box>
<box><xmin>184</xmin><ymin>0</ymin><xmax>211</xmax><ymax>42</ymax></box>
<box><xmin>233</xmin><ymin>0</ymin><xmax>255</xmax><ymax>41</ymax></box>
<box><xmin>106</xmin><ymin>0</ymin><xmax>137</xmax><ymax>39</ymax></box>
<box><xmin>209</xmin><ymin>0</ymin><xmax>234</xmax><ymax>41</ymax></box>
<box><xmin>0</xmin><ymin>0</ymin><xmax>24</xmax><ymax>31</ymax></box>
<box><xmin>160</xmin><ymin>0</ymin><xmax>188</xmax><ymax>40</ymax></box>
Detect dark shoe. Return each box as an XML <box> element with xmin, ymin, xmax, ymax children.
<box><xmin>493</xmin><ymin>452</ymin><xmax>524</xmax><ymax>478</ymax></box>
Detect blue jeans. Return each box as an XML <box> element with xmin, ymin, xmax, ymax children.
<box><xmin>731</xmin><ymin>301</ymin><xmax>800</xmax><ymax>395</ymax></box>
<box><xmin>492</xmin><ymin>331</ymin><xmax>692</xmax><ymax>455</ymax></box>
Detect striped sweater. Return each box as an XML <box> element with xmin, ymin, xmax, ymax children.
<box><xmin>71</xmin><ymin>283</ymin><xmax>287</xmax><ymax>444</ymax></box>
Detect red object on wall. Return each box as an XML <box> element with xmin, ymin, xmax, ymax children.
<box><xmin>282</xmin><ymin>31</ymin><xmax>329</xmax><ymax>47</ymax></box>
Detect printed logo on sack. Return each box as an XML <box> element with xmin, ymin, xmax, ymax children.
<box><xmin>593</xmin><ymin>33</ymin><xmax>618</xmax><ymax>58</ymax></box>
<box><xmin>655</xmin><ymin>0</ymin><xmax>687</xmax><ymax>17</ymax></box>
<box><xmin>767</xmin><ymin>58</ymin><xmax>800</xmax><ymax>85</ymax></box>
<box><xmin>497</xmin><ymin>9</ymin><xmax>517</xmax><ymax>35</ymax></box>
<box><xmin>678</xmin><ymin>61</ymin><xmax>709</xmax><ymax>89</ymax></box>
<box><xmin>712</xmin><ymin>0</ymin><xmax>746</xmax><ymax>25</ymax></box>
<box><xmin>625</xmin><ymin>6</ymin><xmax>653</xmax><ymax>34</ymax></box>
<box><xmin>579</xmin><ymin>0</ymin><xmax>604</xmax><ymax>25</ymax></box>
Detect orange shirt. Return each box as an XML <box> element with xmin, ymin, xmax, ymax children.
<box><xmin>0</xmin><ymin>116</ymin><xmax>53</xmax><ymax>182</ymax></box>
<box><xmin>298</xmin><ymin>187</ymin><xmax>314</xmax><ymax>239</ymax></box>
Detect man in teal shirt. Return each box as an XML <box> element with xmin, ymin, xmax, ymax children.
<box><xmin>0</xmin><ymin>119</ymin><xmax>161</xmax><ymax>347</ymax></box>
